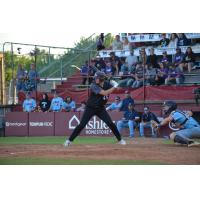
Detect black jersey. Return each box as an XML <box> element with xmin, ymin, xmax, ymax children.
<box><xmin>86</xmin><ymin>81</ymin><xmax>112</xmax><ymax>109</ymax></box>
<box><xmin>39</xmin><ymin>99</ymin><xmax>51</xmax><ymax>112</ymax></box>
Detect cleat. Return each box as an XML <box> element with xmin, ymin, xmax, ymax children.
<box><xmin>188</xmin><ymin>141</ymin><xmax>200</xmax><ymax>147</ymax></box>
<box><xmin>119</xmin><ymin>139</ymin><xmax>126</xmax><ymax>145</ymax></box>
<box><xmin>63</xmin><ymin>140</ymin><xmax>72</xmax><ymax>147</ymax></box>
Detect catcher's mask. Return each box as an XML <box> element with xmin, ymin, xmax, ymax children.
<box><xmin>94</xmin><ymin>71</ymin><xmax>106</xmax><ymax>82</ymax></box>
<box><xmin>163</xmin><ymin>100</ymin><xmax>177</xmax><ymax>115</ymax></box>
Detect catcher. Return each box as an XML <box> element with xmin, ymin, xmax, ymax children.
<box><xmin>153</xmin><ymin>100</ymin><xmax>200</xmax><ymax>147</ymax></box>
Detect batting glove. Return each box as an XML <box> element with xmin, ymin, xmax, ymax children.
<box><xmin>110</xmin><ymin>80</ymin><xmax>119</xmax><ymax>88</ymax></box>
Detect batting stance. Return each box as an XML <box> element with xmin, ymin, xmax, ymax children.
<box><xmin>64</xmin><ymin>71</ymin><xmax>126</xmax><ymax>147</ymax></box>
<box><xmin>157</xmin><ymin>100</ymin><xmax>200</xmax><ymax>147</ymax></box>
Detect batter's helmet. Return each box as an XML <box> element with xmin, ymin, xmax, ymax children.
<box><xmin>94</xmin><ymin>71</ymin><xmax>106</xmax><ymax>81</ymax></box>
<box><xmin>163</xmin><ymin>100</ymin><xmax>177</xmax><ymax>115</ymax></box>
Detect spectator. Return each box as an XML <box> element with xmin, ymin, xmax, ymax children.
<box><xmin>28</xmin><ymin>63</ymin><xmax>40</xmax><ymax>91</ymax></box>
<box><xmin>80</xmin><ymin>61</ymin><xmax>89</xmax><ymax>85</ymax></box>
<box><xmin>139</xmin><ymin>48</ymin><xmax>147</xmax><ymax>66</ymax></box>
<box><xmin>165</xmin><ymin>64</ymin><xmax>185</xmax><ymax>85</ymax></box>
<box><xmin>111</xmin><ymin>35</ymin><xmax>123</xmax><ymax>50</ymax></box>
<box><xmin>39</xmin><ymin>93</ymin><xmax>51</xmax><ymax>112</ymax></box>
<box><xmin>145</xmin><ymin>64</ymin><xmax>157</xmax><ymax>85</ymax></box>
<box><xmin>173</xmin><ymin>47</ymin><xmax>185</xmax><ymax>71</ymax></box>
<box><xmin>117</xmin><ymin>103</ymin><xmax>140</xmax><ymax>138</ymax></box>
<box><xmin>119</xmin><ymin>58</ymin><xmax>129</xmax><ymax>76</ymax></box>
<box><xmin>96</xmin><ymin>33</ymin><xmax>105</xmax><ymax>51</ymax></box>
<box><xmin>88</xmin><ymin>59</ymin><xmax>98</xmax><ymax>84</ymax></box>
<box><xmin>125</xmin><ymin>49</ymin><xmax>138</xmax><ymax>73</ymax></box>
<box><xmin>155</xmin><ymin>62</ymin><xmax>169</xmax><ymax>85</ymax></box>
<box><xmin>50</xmin><ymin>91</ymin><xmax>63</xmax><ymax>112</ymax></box>
<box><xmin>76</xmin><ymin>101</ymin><xmax>86</xmax><ymax>112</ymax></box>
<box><xmin>119</xmin><ymin>90</ymin><xmax>134</xmax><ymax>112</ymax></box>
<box><xmin>22</xmin><ymin>92</ymin><xmax>36</xmax><ymax>112</ymax></box>
<box><xmin>177</xmin><ymin>33</ymin><xmax>190</xmax><ymax>46</ymax></box>
<box><xmin>139</xmin><ymin>106</ymin><xmax>160</xmax><ymax>138</ymax></box>
<box><xmin>122</xmin><ymin>37</ymin><xmax>132</xmax><ymax>51</ymax></box>
<box><xmin>147</xmin><ymin>48</ymin><xmax>158</xmax><ymax>68</ymax></box>
<box><xmin>160</xmin><ymin>33</ymin><xmax>170</xmax><ymax>47</ymax></box>
<box><xmin>95</xmin><ymin>56</ymin><xmax>106</xmax><ymax>71</ymax></box>
<box><xmin>168</xmin><ymin>33</ymin><xmax>178</xmax><ymax>48</ymax></box>
<box><xmin>106</xmin><ymin>96</ymin><xmax>122</xmax><ymax>111</ymax></box>
<box><xmin>104</xmin><ymin>61</ymin><xmax>114</xmax><ymax>77</ymax></box>
<box><xmin>62</xmin><ymin>96</ymin><xmax>76</xmax><ymax>112</ymax></box>
<box><xmin>183</xmin><ymin>46</ymin><xmax>196</xmax><ymax>73</ymax></box>
<box><xmin>109</xmin><ymin>52</ymin><xmax>120</xmax><ymax>75</ymax></box>
<box><xmin>16</xmin><ymin>64</ymin><xmax>26</xmax><ymax>92</ymax></box>
<box><xmin>161</xmin><ymin>51</ymin><xmax>171</xmax><ymax>63</ymax></box>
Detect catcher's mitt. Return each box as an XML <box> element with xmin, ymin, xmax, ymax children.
<box><xmin>151</xmin><ymin>120</ymin><xmax>160</xmax><ymax>134</ymax></box>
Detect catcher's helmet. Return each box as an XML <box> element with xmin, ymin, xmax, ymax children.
<box><xmin>94</xmin><ymin>71</ymin><xmax>106</xmax><ymax>81</ymax></box>
<box><xmin>163</xmin><ymin>100</ymin><xmax>177</xmax><ymax>115</ymax></box>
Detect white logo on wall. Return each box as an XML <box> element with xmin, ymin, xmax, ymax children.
<box><xmin>29</xmin><ymin>122</ymin><xmax>53</xmax><ymax>127</ymax></box>
<box><xmin>69</xmin><ymin>115</ymin><xmax>115</xmax><ymax>135</ymax></box>
<box><xmin>6</xmin><ymin>122</ymin><xmax>27</xmax><ymax>127</ymax></box>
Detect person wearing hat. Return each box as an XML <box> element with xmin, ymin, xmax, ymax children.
<box><xmin>173</xmin><ymin>47</ymin><xmax>185</xmax><ymax>71</ymax></box>
<box><xmin>117</xmin><ymin>103</ymin><xmax>140</xmax><ymax>138</ymax></box>
<box><xmin>106</xmin><ymin>96</ymin><xmax>122</xmax><ymax>111</ymax></box>
<box><xmin>119</xmin><ymin>90</ymin><xmax>134</xmax><ymax>112</ymax></box>
<box><xmin>64</xmin><ymin>71</ymin><xmax>126</xmax><ymax>147</ymax></box>
<box><xmin>22</xmin><ymin>92</ymin><xmax>36</xmax><ymax>112</ymax></box>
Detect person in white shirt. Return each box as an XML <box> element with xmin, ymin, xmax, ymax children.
<box><xmin>111</xmin><ymin>35</ymin><xmax>123</xmax><ymax>50</ymax></box>
<box><xmin>125</xmin><ymin>50</ymin><xmax>138</xmax><ymax>73</ymax></box>
<box><xmin>23</xmin><ymin>92</ymin><xmax>36</xmax><ymax>112</ymax></box>
<box><xmin>168</xmin><ymin>33</ymin><xmax>178</xmax><ymax>48</ymax></box>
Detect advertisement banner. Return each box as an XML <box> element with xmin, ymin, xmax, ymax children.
<box><xmin>5</xmin><ymin>112</ymin><xmax>28</xmax><ymax>136</ymax></box>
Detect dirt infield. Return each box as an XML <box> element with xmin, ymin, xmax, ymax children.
<box><xmin>0</xmin><ymin>138</ymin><xmax>200</xmax><ymax>164</ymax></box>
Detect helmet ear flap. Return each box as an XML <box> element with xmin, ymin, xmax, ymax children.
<box><xmin>163</xmin><ymin>101</ymin><xmax>177</xmax><ymax>114</ymax></box>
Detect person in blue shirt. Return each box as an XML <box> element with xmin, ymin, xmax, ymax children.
<box><xmin>28</xmin><ymin>63</ymin><xmax>40</xmax><ymax>91</ymax></box>
<box><xmin>139</xmin><ymin>106</ymin><xmax>160</xmax><ymax>138</ymax></box>
<box><xmin>106</xmin><ymin>96</ymin><xmax>122</xmax><ymax>111</ymax></box>
<box><xmin>62</xmin><ymin>96</ymin><xmax>76</xmax><ymax>112</ymax></box>
<box><xmin>22</xmin><ymin>92</ymin><xmax>36</xmax><ymax>112</ymax></box>
<box><xmin>16</xmin><ymin>64</ymin><xmax>26</xmax><ymax>92</ymax></box>
<box><xmin>157</xmin><ymin>101</ymin><xmax>200</xmax><ymax>147</ymax></box>
<box><xmin>80</xmin><ymin>61</ymin><xmax>89</xmax><ymax>85</ymax></box>
<box><xmin>50</xmin><ymin>91</ymin><xmax>63</xmax><ymax>112</ymax></box>
<box><xmin>117</xmin><ymin>103</ymin><xmax>140</xmax><ymax>138</ymax></box>
<box><xmin>119</xmin><ymin>90</ymin><xmax>134</xmax><ymax>111</ymax></box>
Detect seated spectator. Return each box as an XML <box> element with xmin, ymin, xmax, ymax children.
<box><xmin>165</xmin><ymin>64</ymin><xmax>185</xmax><ymax>85</ymax></box>
<box><xmin>104</xmin><ymin>61</ymin><xmax>114</xmax><ymax>77</ymax></box>
<box><xmin>177</xmin><ymin>33</ymin><xmax>190</xmax><ymax>46</ymax></box>
<box><xmin>106</xmin><ymin>96</ymin><xmax>122</xmax><ymax>111</ymax></box>
<box><xmin>139</xmin><ymin>48</ymin><xmax>147</xmax><ymax>66</ymax></box>
<box><xmin>168</xmin><ymin>33</ymin><xmax>178</xmax><ymax>48</ymax></box>
<box><xmin>117</xmin><ymin>103</ymin><xmax>140</xmax><ymax>138</ymax></box>
<box><xmin>49</xmin><ymin>91</ymin><xmax>63</xmax><ymax>112</ymax></box>
<box><xmin>160</xmin><ymin>33</ymin><xmax>170</xmax><ymax>47</ymax></box>
<box><xmin>183</xmin><ymin>46</ymin><xmax>196</xmax><ymax>73</ymax></box>
<box><xmin>122</xmin><ymin>37</ymin><xmax>132</xmax><ymax>51</ymax></box>
<box><xmin>111</xmin><ymin>35</ymin><xmax>123</xmax><ymax>50</ymax></box>
<box><xmin>76</xmin><ymin>101</ymin><xmax>86</xmax><ymax>112</ymax></box>
<box><xmin>28</xmin><ymin>63</ymin><xmax>40</xmax><ymax>91</ymax></box>
<box><xmin>161</xmin><ymin>51</ymin><xmax>171</xmax><ymax>63</ymax></box>
<box><xmin>80</xmin><ymin>61</ymin><xmax>89</xmax><ymax>85</ymax></box>
<box><xmin>193</xmin><ymin>88</ymin><xmax>200</xmax><ymax>106</ymax></box>
<box><xmin>96</xmin><ymin>33</ymin><xmax>105</xmax><ymax>51</ymax></box>
<box><xmin>155</xmin><ymin>62</ymin><xmax>169</xmax><ymax>85</ymax></box>
<box><xmin>145</xmin><ymin>64</ymin><xmax>157</xmax><ymax>85</ymax></box>
<box><xmin>139</xmin><ymin>106</ymin><xmax>160</xmax><ymax>138</ymax></box>
<box><xmin>16</xmin><ymin>64</ymin><xmax>26</xmax><ymax>92</ymax></box>
<box><xmin>119</xmin><ymin>58</ymin><xmax>128</xmax><ymax>76</ymax></box>
<box><xmin>147</xmin><ymin>48</ymin><xmax>158</xmax><ymax>68</ymax></box>
<box><xmin>125</xmin><ymin>49</ymin><xmax>138</xmax><ymax>73</ymax></box>
<box><xmin>173</xmin><ymin>47</ymin><xmax>185</xmax><ymax>71</ymax></box>
<box><xmin>23</xmin><ymin>92</ymin><xmax>36</xmax><ymax>112</ymax></box>
<box><xmin>95</xmin><ymin>56</ymin><xmax>106</xmax><ymax>71</ymax></box>
<box><xmin>119</xmin><ymin>90</ymin><xmax>134</xmax><ymax>112</ymax></box>
<box><xmin>62</xmin><ymin>96</ymin><xmax>76</xmax><ymax>112</ymax></box>
<box><xmin>109</xmin><ymin>52</ymin><xmax>120</xmax><ymax>75</ymax></box>
<box><xmin>39</xmin><ymin>93</ymin><xmax>51</xmax><ymax>112</ymax></box>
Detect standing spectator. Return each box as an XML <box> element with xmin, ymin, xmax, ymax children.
<box><xmin>80</xmin><ymin>61</ymin><xmax>89</xmax><ymax>85</ymax></box>
<box><xmin>183</xmin><ymin>47</ymin><xmax>196</xmax><ymax>73</ymax></box>
<box><xmin>177</xmin><ymin>33</ymin><xmax>190</xmax><ymax>46</ymax></box>
<box><xmin>106</xmin><ymin>96</ymin><xmax>122</xmax><ymax>111</ymax></box>
<box><xmin>22</xmin><ymin>92</ymin><xmax>36</xmax><ymax>112</ymax></box>
<box><xmin>139</xmin><ymin>106</ymin><xmax>160</xmax><ymax>138</ymax></box>
<box><xmin>122</xmin><ymin>37</ymin><xmax>131</xmax><ymax>51</ymax></box>
<box><xmin>147</xmin><ymin>48</ymin><xmax>158</xmax><ymax>68</ymax></box>
<box><xmin>16</xmin><ymin>64</ymin><xmax>25</xmax><ymax>92</ymax></box>
<box><xmin>62</xmin><ymin>96</ymin><xmax>76</xmax><ymax>112</ymax></box>
<box><xmin>76</xmin><ymin>101</ymin><xmax>86</xmax><ymax>112</ymax></box>
<box><xmin>39</xmin><ymin>93</ymin><xmax>51</xmax><ymax>112</ymax></box>
<box><xmin>111</xmin><ymin>35</ymin><xmax>123</xmax><ymax>50</ymax></box>
<box><xmin>119</xmin><ymin>90</ymin><xmax>134</xmax><ymax>112</ymax></box>
<box><xmin>125</xmin><ymin>49</ymin><xmax>138</xmax><ymax>73</ymax></box>
<box><xmin>109</xmin><ymin>52</ymin><xmax>120</xmax><ymax>75</ymax></box>
<box><xmin>168</xmin><ymin>33</ymin><xmax>178</xmax><ymax>48</ymax></box>
<box><xmin>50</xmin><ymin>91</ymin><xmax>63</xmax><ymax>112</ymax></box>
<box><xmin>117</xmin><ymin>103</ymin><xmax>140</xmax><ymax>138</ymax></box>
<box><xmin>173</xmin><ymin>47</ymin><xmax>185</xmax><ymax>71</ymax></box>
<box><xmin>96</xmin><ymin>33</ymin><xmax>105</xmax><ymax>51</ymax></box>
<box><xmin>155</xmin><ymin>62</ymin><xmax>169</xmax><ymax>85</ymax></box>
<box><xmin>160</xmin><ymin>33</ymin><xmax>170</xmax><ymax>47</ymax></box>
<box><xmin>28</xmin><ymin>63</ymin><xmax>40</xmax><ymax>91</ymax></box>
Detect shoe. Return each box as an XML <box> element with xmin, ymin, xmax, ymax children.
<box><xmin>188</xmin><ymin>141</ymin><xmax>200</xmax><ymax>147</ymax></box>
<box><xmin>63</xmin><ymin>139</ymin><xmax>72</xmax><ymax>147</ymax></box>
<box><xmin>119</xmin><ymin>139</ymin><xmax>126</xmax><ymax>145</ymax></box>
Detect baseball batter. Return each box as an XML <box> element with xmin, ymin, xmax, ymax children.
<box><xmin>64</xmin><ymin>71</ymin><xmax>126</xmax><ymax>147</ymax></box>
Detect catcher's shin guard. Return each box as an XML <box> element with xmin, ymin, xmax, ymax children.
<box><xmin>173</xmin><ymin>135</ymin><xmax>191</xmax><ymax>145</ymax></box>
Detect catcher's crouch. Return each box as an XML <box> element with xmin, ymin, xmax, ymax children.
<box><xmin>157</xmin><ymin>101</ymin><xmax>200</xmax><ymax>147</ymax></box>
